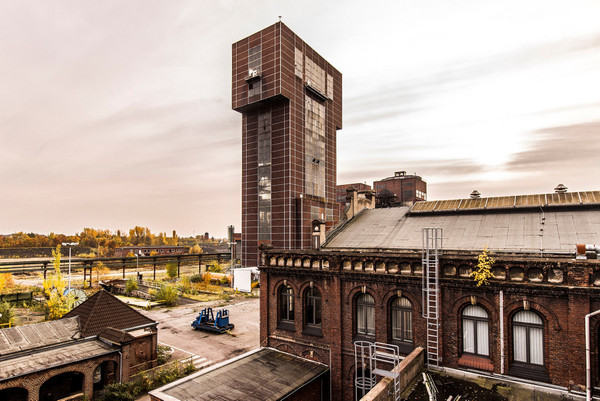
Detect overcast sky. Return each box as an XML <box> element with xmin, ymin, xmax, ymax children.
<box><xmin>1</xmin><ymin>0</ymin><xmax>599</xmax><ymax>237</ymax></box>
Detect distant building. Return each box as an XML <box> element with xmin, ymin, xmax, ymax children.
<box><xmin>0</xmin><ymin>290</ymin><xmax>158</xmax><ymax>401</ymax></box>
<box><xmin>113</xmin><ymin>246</ymin><xmax>187</xmax><ymax>257</ymax></box>
<box><xmin>373</xmin><ymin>170</ymin><xmax>426</xmax><ymax>206</ymax></box>
<box><xmin>232</xmin><ymin>22</ymin><xmax>342</xmax><ymax>267</ymax></box>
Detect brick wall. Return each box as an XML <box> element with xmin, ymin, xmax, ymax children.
<box><xmin>260</xmin><ymin>249</ymin><xmax>600</xmax><ymax>400</ymax></box>
<box><xmin>0</xmin><ymin>353</ymin><xmax>120</xmax><ymax>401</ymax></box>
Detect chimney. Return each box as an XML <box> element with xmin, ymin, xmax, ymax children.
<box><xmin>345</xmin><ymin>188</ymin><xmax>376</xmax><ymax>220</ymax></box>
<box><xmin>554</xmin><ymin>184</ymin><xmax>568</xmax><ymax>193</ymax></box>
<box><xmin>470</xmin><ymin>190</ymin><xmax>481</xmax><ymax>199</ymax></box>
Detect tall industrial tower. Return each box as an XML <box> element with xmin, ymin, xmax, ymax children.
<box><xmin>232</xmin><ymin>22</ymin><xmax>342</xmax><ymax>267</ymax></box>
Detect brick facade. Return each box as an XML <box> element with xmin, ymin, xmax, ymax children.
<box><xmin>0</xmin><ymin>354</ymin><xmax>120</xmax><ymax>401</ymax></box>
<box><xmin>260</xmin><ymin>249</ymin><xmax>600</xmax><ymax>400</ymax></box>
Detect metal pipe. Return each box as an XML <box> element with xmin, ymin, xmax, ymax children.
<box><xmin>500</xmin><ymin>290</ymin><xmax>505</xmax><ymax>374</ymax></box>
<box><xmin>118</xmin><ymin>351</ymin><xmax>123</xmax><ymax>383</ymax></box>
<box><xmin>586</xmin><ymin>309</ymin><xmax>600</xmax><ymax>401</ymax></box>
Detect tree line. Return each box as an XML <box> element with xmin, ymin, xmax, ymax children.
<box><xmin>0</xmin><ymin>227</ymin><xmax>221</xmax><ymax>256</ymax></box>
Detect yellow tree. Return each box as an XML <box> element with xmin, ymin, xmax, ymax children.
<box><xmin>471</xmin><ymin>246</ymin><xmax>495</xmax><ymax>287</ymax></box>
<box><xmin>42</xmin><ymin>245</ymin><xmax>74</xmax><ymax>320</ymax></box>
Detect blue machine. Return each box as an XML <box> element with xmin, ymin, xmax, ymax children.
<box><xmin>191</xmin><ymin>307</ymin><xmax>234</xmax><ymax>334</ymax></box>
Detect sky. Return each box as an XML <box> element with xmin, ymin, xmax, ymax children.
<box><xmin>1</xmin><ymin>0</ymin><xmax>599</xmax><ymax>238</ymax></box>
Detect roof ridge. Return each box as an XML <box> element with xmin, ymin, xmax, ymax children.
<box><xmin>80</xmin><ymin>289</ymin><xmax>103</xmax><ymax>335</ymax></box>
<box><xmin>99</xmin><ymin>290</ymin><xmax>156</xmax><ymax>323</ymax></box>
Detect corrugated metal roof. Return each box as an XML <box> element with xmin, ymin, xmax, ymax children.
<box><xmin>324</xmin><ymin>206</ymin><xmax>600</xmax><ymax>254</ymax></box>
<box><xmin>0</xmin><ymin>338</ymin><xmax>117</xmax><ymax>380</ymax></box>
<box><xmin>0</xmin><ymin>317</ymin><xmax>80</xmax><ymax>356</ymax></box>
<box><xmin>409</xmin><ymin>190</ymin><xmax>600</xmax><ymax>214</ymax></box>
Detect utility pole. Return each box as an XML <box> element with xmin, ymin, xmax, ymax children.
<box><xmin>62</xmin><ymin>242</ymin><xmax>79</xmax><ymax>292</ymax></box>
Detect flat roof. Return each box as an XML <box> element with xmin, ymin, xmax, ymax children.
<box><xmin>151</xmin><ymin>348</ymin><xmax>328</xmax><ymax>401</ymax></box>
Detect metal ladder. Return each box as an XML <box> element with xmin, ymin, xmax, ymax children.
<box><xmin>422</xmin><ymin>228</ymin><xmax>442</xmax><ymax>367</ymax></box>
<box><xmin>371</xmin><ymin>342</ymin><xmax>402</xmax><ymax>401</ymax></box>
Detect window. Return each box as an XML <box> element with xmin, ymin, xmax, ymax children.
<box><xmin>356</xmin><ymin>293</ymin><xmax>375</xmax><ymax>336</ymax></box>
<box><xmin>304</xmin><ymin>287</ymin><xmax>321</xmax><ymax>327</ymax></box>
<box><xmin>279</xmin><ymin>285</ymin><xmax>294</xmax><ymax>324</ymax></box>
<box><xmin>257</xmin><ymin>111</ymin><xmax>271</xmax><ymax>241</ymax></box>
<box><xmin>248</xmin><ymin>45</ymin><xmax>261</xmax><ymax>97</ymax></box>
<box><xmin>513</xmin><ymin>310</ymin><xmax>544</xmax><ymax>366</ymax></box>
<box><xmin>391</xmin><ymin>297</ymin><xmax>412</xmax><ymax>343</ymax></box>
<box><xmin>304</xmin><ymin>96</ymin><xmax>326</xmax><ymax>197</ymax></box>
<box><xmin>462</xmin><ymin>305</ymin><xmax>490</xmax><ymax>357</ymax></box>
<box><xmin>294</xmin><ymin>48</ymin><xmax>303</xmax><ymax>78</ymax></box>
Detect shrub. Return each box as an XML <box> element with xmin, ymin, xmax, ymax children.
<box><xmin>179</xmin><ymin>275</ymin><xmax>191</xmax><ymax>293</ymax></box>
<box><xmin>202</xmin><ymin>272</ymin><xmax>212</xmax><ymax>285</ymax></box>
<box><xmin>190</xmin><ymin>274</ymin><xmax>203</xmax><ymax>283</ymax></box>
<box><xmin>153</xmin><ymin>284</ymin><xmax>179</xmax><ymax>306</ymax></box>
<box><xmin>219</xmin><ymin>275</ymin><xmax>231</xmax><ymax>285</ymax></box>
<box><xmin>166</xmin><ymin>262</ymin><xmax>178</xmax><ymax>279</ymax></box>
<box><xmin>207</xmin><ymin>262</ymin><xmax>223</xmax><ymax>273</ymax></box>
<box><xmin>157</xmin><ymin>345</ymin><xmax>172</xmax><ymax>365</ymax></box>
<box><xmin>98</xmin><ymin>383</ymin><xmax>134</xmax><ymax>401</ymax></box>
<box><xmin>0</xmin><ymin>301</ymin><xmax>14</xmax><ymax>326</ymax></box>
<box><xmin>126</xmin><ymin>277</ymin><xmax>138</xmax><ymax>295</ymax></box>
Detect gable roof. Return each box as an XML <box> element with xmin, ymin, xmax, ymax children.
<box><xmin>62</xmin><ymin>290</ymin><xmax>156</xmax><ymax>337</ymax></box>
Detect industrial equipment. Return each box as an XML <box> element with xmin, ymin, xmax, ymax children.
<box><xmin>191</xmin><ymin>307</ymin><xmax>234</xmax><ymax>334</ymax></box>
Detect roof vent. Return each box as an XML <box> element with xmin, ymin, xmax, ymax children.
<box><xmin>554</xmin><ymin>184</ymin><xmax>568</xmax><ymax>193</ymax></box>
<box><xmin>470</xmin><ymin>190</ymin><xmax>481</xmax><ymax>199</ymax></box>
<box><xmin>395</xmin><ymin>171</ymin><xmax>406</xmax><ymax>177</ymax></box>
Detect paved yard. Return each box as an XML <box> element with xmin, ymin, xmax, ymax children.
<box><xmin>139</xmin><ymin>296</ymin><xmax>260</xmax><ymax>369</ymax></box>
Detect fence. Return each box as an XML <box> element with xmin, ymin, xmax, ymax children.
<box><xmin>0</xmin><ymin>253</ymin><xmax>230</xmax><ymax>287</ymax></box>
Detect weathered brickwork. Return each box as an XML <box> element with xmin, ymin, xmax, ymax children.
<box><xmin>260</xmin><ymin>248</ymin><xmax>600</xmax><ymax>400</ymax></box>
<box><xmin>0</xmin><ymin>354</ymin><xmax>120</xmax><ymax>401</ymax></box>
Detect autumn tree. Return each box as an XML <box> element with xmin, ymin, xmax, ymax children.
<box><xmin>42</xmin><ymin>245</ymin><xmax>74</xmax><ymax>320</ymax></box>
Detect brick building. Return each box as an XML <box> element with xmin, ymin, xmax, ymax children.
<box><xmin>259</xmin><ymin>189</ymin><xmax>600</xmax><ymax>400</ymax></box>
<box><xmin>113</xmin><ymin>246</ymin><xmax>186</xmax><ymax>257</ymax></box>
<box><xmin>0</xmin><ymin>290</ymin><xmax>157</xmax><ymax>401</ymax></box>
<box><xmin>373</xmin><ymin>170</ymin><xmax>426</xmax><ymax>206</ymax></box>
<box><xmin>232</xmin><ymin>22</ymin><xmax>342</xmax><ymax>267</ymax></box>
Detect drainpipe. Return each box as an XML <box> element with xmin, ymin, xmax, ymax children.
<box><xmin>500</xmin><ymin>290</ymin><xmax>505</xmax><ymax>375</ymax></box>
<box><xmin>118</xmin><ymin>351</ymin><xmax>123</xmax><ymax>383</ymax></box>
<box><xmin>586</xmin><ymin>309</ymin><xmax>600</xmax><ymax>401</ymax></box>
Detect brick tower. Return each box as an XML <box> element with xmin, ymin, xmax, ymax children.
<box><xmin>232</xmin><ymin>22</ymin><xmax>342</xmax><ymax>267</ymax></box>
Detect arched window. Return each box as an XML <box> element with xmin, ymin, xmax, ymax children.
<box><xmin>513</xmin><ymin>310</ymin><xmax>544</xmax><ymax>366</ymax></box>
<box><xmin>279</xmin><ymin>285</ymin><xmax>294</xmax><ymax>324</ymax></box>
<box><xmin>356</xmin><ymin>293</ymin><xmax>375</xmax><ymax>336</ymax></box>
<box><xmin>304</xmin><ymin>287</ymin><xmax>322</xmax><ymax>327</ymax></box>
<box><xmin>391</xmin><ymin>297</ymin><xmax>412</xmax><ymax>343</ymax></box>
<box><xmin>462</xmin><ymin>305</ymin><xmax>489</xmax><ymax>357</ymax></box>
